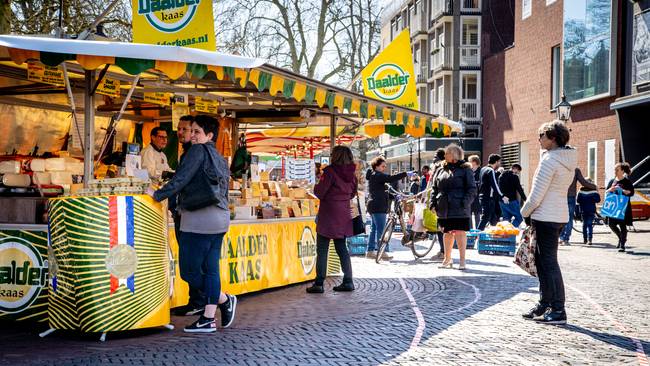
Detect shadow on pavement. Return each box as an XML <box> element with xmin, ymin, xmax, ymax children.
<box><xmin>562</xmin><ymin>324</ymin><xmax>650</xmax><ymax>354</ymax></box>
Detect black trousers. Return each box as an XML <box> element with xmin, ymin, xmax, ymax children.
<box><xmin>608</xmin><ymin>219</ymin><xmax>628</xmax><ymax>247</ymax></box>
<box><xmin>314</xmin><ymin>234</ymin><xmax>353</xmax><ymax>286</ymax></box>
<box><xmin>533</xmin><ymin>220</ymin><xmax>566</xmax><ymax>311</ymax></box>
<box><xmin>478</xmin><ymin>195</ymin><xmax>498</xmax><ymax>230</ymax></box>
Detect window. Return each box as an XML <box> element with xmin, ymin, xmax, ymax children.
<box><xmin>522</xmin><ymin>0</ymin><xmax>532</xmax><ymax>19</ymax></box>
<box><xmin>551</xmin><ymin>45</ymin><xmax>561</xmax><ymax>108</ymax></box>
<box><xmin>500</xmin><ymin>143</ymin><xmax>521</xmax><ymax>170</ymax></box>
<box><xmin>563</xmin><ymin>0</ymin><xmax>613</xmax><ymax>102</ymax></box>
<box><xmin>461</xmin><ymin>18</ymin><xmax>479</xmax><ymax>46</ymax></box>
<box><xmin>429</xmin><ymin>89</ymin><xmax>435</xmax><ymax>113</ymax></box>
<box><xmin>546</xmin><ymin>0</ymin><xmax>557</xmax><ymax>5</ymax></box>
<box><xmin>587</xmin><ymin>141</ymin><xmax>598</xmax><ymax>183</ymax></box>
<box><xmin>633</xmin><ymin>11</ymin><xmax>650</xmax><ymax>85</ymax></box>
<box><xmin>461</xmin><ymin>73</ymin><xmax>478</xmax><ymax>99</ymax></box>
<box><xmin>462</xmin><ymin>0</ymin><xmax>481</xmax><ymax>11</ymax></box>
<box><xmin>604</xmin><ymin>139</ymin><xmax>616</xmax><ymax>185</ymax></box>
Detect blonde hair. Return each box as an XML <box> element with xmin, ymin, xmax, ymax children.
<box><xmin>445</xmin><ymin>143</ymin><xmax>464</xmax><ymax>162</ymax></box>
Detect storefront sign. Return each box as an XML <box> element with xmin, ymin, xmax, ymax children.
<box><xmin>194</xmin><ymin>97</ymin><xmax>219</xmax><ymax>114</ymax></box>
<box><xmin>27</xmin><ymin>62</ymin><xmax>65</xmax><ymax>87</ymax></box>
<box><xmin>131</xmin><ymin>0</ymin><xmax>216</xmax><ymax>51</ymax></box>
<box><xmin>361</xmin><ymin>29</ymin><xmax>418</xmax><ymax>109</ymax></box>
<box><xmin>144</xmin><ymin>92</ymin><xmax>172</xmax><ymax>106</ymax></box>
<box><xmin>0</xmin><ymin>230</ymin><xmax>49</xmax><ymax>322</ymax></box>
<box><xmin>96</xmin><ymin>78</ymin><xmax>121</xmax><ymax>98</ymax></box>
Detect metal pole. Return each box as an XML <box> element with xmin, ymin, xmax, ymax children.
<box><xmin>329</xmin><ymin>113</ymin><xmax>336</xmax><ymax>151</ymax></box>
<box><xmin>418</xmin><ymin>137</ymin><xmax>421</xmax><ymax>171</ymax></box>
<box><xmin>83</xmin><ymin>70</ymin><xmax>96</xmax><ymax>187</ymax></box>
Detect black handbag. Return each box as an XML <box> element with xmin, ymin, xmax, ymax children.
<box><xmin>180</xmin><ymin>145</ymin><xmax>226</xmax><ymax>211</ymax></box>
<box><xmin>352</xmin><ymin>194</ymin><xmax>366</xmax><ymax>236</ymax></box>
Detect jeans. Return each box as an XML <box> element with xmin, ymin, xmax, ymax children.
<box><xmin>176</xmin><ymin>217</ymin><xmax>207</xmax><ymax>308</ymax></box>
<box><xmin>499</xmin><ymin>200</ymin><xmax>523</xmax><ymax>227</ymax></box>
<box><xmin>314</xmin><ymin>234</ymin><xmax>353</xmax><ymax>286</ymax></box>
<box><xmin>178</xmin><ymin>231</ymin><xmax>225</xmax><ymax>305</ymax></box>
<box><xmin>560</xmin><ymin>196</ymin><xmax>576</xmax><ymax>241</ymax></box>
<box><xmin>368</xmin><ymin>213</ymin><xmax>388</xmax><ymax>252</ymax></box>
<box><xmin>478</xmin><ymin>195</ymin><xmax>498</xmax><ymax>230</ymax></box>
<box><xmin>608</xmin><ymin>219</ymin><xmax>628</xmax><ymax>247</ymax></box>
<box><xmin>533</xmin><ymin>220</ymin><xmax>566</xmax><ymax>311</ymax></box>
<box><xmin>582</xmin><ymin>213</ymin><xmax>595</xmax><ymax>242</ymax></box>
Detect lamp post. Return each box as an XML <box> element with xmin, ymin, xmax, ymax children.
<box><xmin>407</xmin><ymin>136</ymin><xmax>415</xmax><ymax>171</ymax></box>
<box><xmin>555</xmin><ymin>93</ymin><xmax>572</xmax><ymax>122</ymax></box>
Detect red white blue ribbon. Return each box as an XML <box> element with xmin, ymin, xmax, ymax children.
<box><xmin>108</xmin><ymin>196</ymin><xmax>135</xmax><ymax>294</ymax></box>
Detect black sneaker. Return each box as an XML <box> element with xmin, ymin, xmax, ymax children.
<box><xmin>306</xmin><ymin>284</ymin><xmax>324</xmax><ymax>293</ymax></box>
<box><xmin>184</xmin><ymin>315</ymin><xmax>216</xmax><ymax>333</ymax></box>
<box><xmin>535</xmin><ymin>309</ymin><xmax>567</xmax><ymax>325</ymax></box>
<box><xmin>173</xmin><ymin>305</ymin><xmax>204</xmax><ymax>316</ymax></box>
<box><xmin>333</xmin><ymin>282</ymin><xmax>355</xmax><ymax>292</ymax></box>
<box><xmin>522</xmin><ymin>304</ymin><xmax>549</xmax><ymax>320</ymax></box>
<box><xmin>218</xmin><ymin>294</ymin><xmax>237</xmax><ymax>328</ymax></box>
<box><xmin>618</xmin><ymin>247</ymin><xmax>626</xmax><ymax>253</ymax></box>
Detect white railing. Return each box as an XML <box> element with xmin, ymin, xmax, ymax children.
<box><xmin>417</xmin><ymin>63</ymin><xmax>429</xmax><ymax>83</ymax></box>
<box><xmin>410</xmin><ymin>15</ymin><xmax>422</xmax><ymax>34</ymax></box>
<box><xmin>460</xmin><ymin>100</ymin><xmax>480</xmax><ymax>120</ymax></box>
<box><xmin>460</xmin><ymin>46</ymin><xmax>480</xmax><ymax>67</ymax></box>
<box><xmin>431</xmin><ymin>0</ymin><xmax>453</xmax><ymax>21</ymax></box>
<box><xmin>431</xmin><ymin>101</ymin><xmax>453</xmax><ymax>116</ymax></box>
<box><xmin>431</xmin><ymin>48</ymin><xmax>452</xmax><ymax>71</ymax></box>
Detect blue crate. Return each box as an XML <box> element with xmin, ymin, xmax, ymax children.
<box><xmin>347</xmin><ymin>235</ymin><xmax>368</xmax><ymax>256</ymax></box>
<box><xmin>477</xmin><ymin>233</ymin><xmax>516</xmax><ymax>256</ymax></box>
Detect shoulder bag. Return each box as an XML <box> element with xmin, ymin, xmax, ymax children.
<box><xmin>352</xmin><ymin>193</ymin><xmax>366</xmax><ymax>236</ymax></box>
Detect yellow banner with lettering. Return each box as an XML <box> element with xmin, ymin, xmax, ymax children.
<box><xmin>131</xmin><ymin>0</ymin><xmax>216</xmax><ymax>51</ymax></box>
<box><xmin>361</xmin><ymin>29</ymin><xmax>418</xmax><ymax>110</ymax></box>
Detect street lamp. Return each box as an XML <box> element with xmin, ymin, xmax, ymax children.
<box><xmin>555</xmin><ymin>93</ymin><xmax>572</xmax><ymax>122</ymax></box>
<box><xmin>407</xmin><ymin>136</ymin><xmax>415</xmax><ymax>171</ymax></box>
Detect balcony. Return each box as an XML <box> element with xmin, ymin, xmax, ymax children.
<box><xmin>416</xmin><ymin>63</ymin><xmax>428</xmax><ymax>85</ymax></box>
<box><xmin>461</xmin><ymin>0</ymin><xmax>481</xmax><ymax>12</ymax></box>
<box><xmin>431</xmin><ymin>0</ymin><xmax>453</xmax><ymax>26</ymax></box>
<box><xmin>460</xmin><ymin>99</ymin><xmax>481</xmax><ymax>121</ymax></box>
<box><xmin>431</xmin><ymin>49</ymin><xmax>452</xmax><ymax>74</ymax></box>
<box><xmin>459</xmin><ymin>46</ymin><xmax>480</xmax><ymax>67</ymax></box>
<box><xmin>431</xmin><ymin>101</ymin><xmax>453</xmax><ymax>117</ymax></box>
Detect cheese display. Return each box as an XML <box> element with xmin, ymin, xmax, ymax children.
<box><xmin>0</xmin><ymin>160</ymin><xmax>20</xmax><ymax>174</ymax></box>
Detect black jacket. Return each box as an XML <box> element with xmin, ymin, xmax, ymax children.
<box><xmin>479</xmin><ymin>166</ymin><xmax>504</xmax><ymax>198</ymax></box>
<box><xmin>498</xmin><ymin>170</ymin><xmax>527</xmax><ymax>202</ymax></box>
<box><xmin>433</xmin><ymin>161</ymin><xmax>477</xmax><ymax>219</ymax></box>
<box><xmin>606</xmin><ymin>177</ymin><xmax>635</xmax><ymax>225</ymax></box>
<box><xmin>366</xmin><ymin>169</ymin><xmax>407</xmax><ymax>214</ymax></box>
<box><xmin>154</xmin><ymin>143</ymin><xmax>230</xmax><ymax>211</ymax></box>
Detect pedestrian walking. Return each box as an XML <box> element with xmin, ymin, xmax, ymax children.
<box><xmin>606</xmin><ymin>162</ymin><xmax>635</xmax><ymax>252</ymax></box>
<box><xmin>498</xmin><ymin>164</ymin><xmax>527</xmax><ymax>227</ymax></box>
<box><xmin>432</xmin><ymin>144</ymin><xmax>477</xmax><ymax>270</ymax></box>
<box><xmin>150</xmin><ymin>115</ymin><xmax>237</xmax><ymax>333</ymax></box>
<box><xmin>468</xmin><ymin>155</ymin><xmax>482</xmax><ymax>229</ymax></box>
<box><xmin>576</xmin><ymin>182</ymin><xmax>600</xmax><ymax>245</ymax></box>
<box><xmin>419</xmin><ymin>165</ymin><xmax>431</xmax><ymax>192</ymax></box>
<box><xmin>428</xmin><ymin>148</ymin><xmax>448</xmax><ymax>261</ymax></box>
<box><xmin>307</xmin><ymin>146</ymin><xmax>357</xmax><ymax>293</ymax></box>
<box><xmin>410</xmin><ymin>174</ymin><xmax>421</xmax><ymax>195</ymax></box>
<box><xmin>366</xmin><ymin>156</ymin><xmax>409</xmax><ymax>260</ymax></box>
<box><xmin>521</xmin><ymin>120</ymin><xmax>576</xmax><ymax>325</ymax></box>
<box><xmin>559</xmin><ymin>168</ymin><xmax>597</xmax><ymax>245</ymax></box>
<box><xmin>478</xmin><ymin>154</ymin><xmax>506</xmax><ymax>230</ymax></box>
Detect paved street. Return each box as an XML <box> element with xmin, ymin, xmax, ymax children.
<box><xmin>1</xmin><ymin>221</ymin><xmax>649</xmax><ymax>366</ymax></box>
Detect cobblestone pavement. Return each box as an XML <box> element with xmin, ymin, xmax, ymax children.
<box><xmin>1</xmin><ymin>222</ymin><xmax>649</xmax><ymax>366</ymax></box>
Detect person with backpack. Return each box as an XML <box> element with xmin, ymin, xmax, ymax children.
<box><xmin>576</xmin><ymin>182</ymin><xmax>600</xmax><ymax>245</ymax></box>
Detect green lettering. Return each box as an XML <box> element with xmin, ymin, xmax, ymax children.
<box><xmin>255</xmin><ymin>259</ymin><xmax>261</xmax><ymax>280</ymax></box>
<box><xmin>0</xmin><ymin>267</ymin><xmax>10</xmax><ymax>284</ymax></box>
<box><xmin>228</xmin><ymin>262</ymin><xmax>239</xmax><ymax>284</ymax></box>
<box><xmin>246</xmin><ymin>260</ymin><xmax>255</xmax><ymax>281</ymax></box>
<box><xmin>28</xmin><ymin>267</ymin><xmax>40</xmax><ymax>286</ymax></box>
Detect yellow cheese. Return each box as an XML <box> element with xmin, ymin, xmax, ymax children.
<box><xmin>32</xmin><ymin>172</ymin><xmax>52</xmax><ymax>185</ymax></box>
<box><xmin>29</xmin><ymin>159</ymin><xmax>47</xmax><ymax>172</ymax></box>
<box><xmin>50</xmin><ymin>171</ymin><xmax>73</xmax><ymax>185</ymax></box>
<box><xmin>260</xmin><ymin>171</ymin><xmax>270</xmax><ymax>181</ymax></box>
<box><xmin>45</xmin><ymin>158</ymin><xmax>67</xmax><ymax>171</ymax></box>
<box><xmin>291</xmin><ymin>202</ymin><xmax>303</xmax><ymax>217</ymax></box>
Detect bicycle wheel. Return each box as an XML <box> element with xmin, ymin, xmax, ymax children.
<box><xmin>410</xmin><ymin>232</ymin><xmax>435</xmax><ymax>258</ymax></box>
<box><xmin>572</xmin><ymin>218</ymin><xmax>583</xmax><ymax>233</ymax></box>
<box><xmin>376</xmin><ymin>218</ymin><xmax>394</xmax><ymax>264</ymax></box>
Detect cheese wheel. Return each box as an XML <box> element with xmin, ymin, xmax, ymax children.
<box><xmin>29</xmin><ymin>159</ymin><xmax>47</xmax><ymax>172</ymax></box>
<box><xmin>32</xmin><ymin>172</ymin><xmax>52</xmax><ymax>185</ymax></box>
<box><xmin>45</xmin><ymin>158</ymin><xmax>66</xmax><ymax>171</ymax></box>
<box><xmin>50</xmin><ymin>171</ymin><xmax>73</xmax><ymax>185</ymax></box>
<box><xmin>2</xmin><ymin>173</ymin><xmax>31</xmax><ymax>187</ymax></box>
<box><xmin>0</xmin><ymin>161</ymin><xmax>20</xmax><ymax>174</ymax></box>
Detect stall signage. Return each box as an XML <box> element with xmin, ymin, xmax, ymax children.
<box><xmin>131</xmin><ymin>0</ymin><xmax>216</xmax><ymax>51</ymax></box>
<box><xmin>0</xmin><ymin>237</ymin><xmax>47</xmax><ymax>314</ymax></box>
<box><xmin>195</xmin><ymin>97</ymin><xmax>219</xmax><ymax>114</ymax></box>
<box><xmin>297</xmin><ymin>226</ymin><xmax>316</xmax><ymax>275</ymax></box>
<box><xmin>96</xmin><ymin>78</ymin><xmax>121</xmax><ymax>98</ymax></box>
<box><xmin>144</xmin><ymin>92</ymin><xmax>172</xmax><ymax>106</ymax></box>
<box><xmin>27</xmin><ymin>62</ymin><xmax>65</xmax><ymax>87</ymax></box>
<box><xmin>361</xmin><ymin>29</ymin><xmax>418</xmax><ymax>109</ymax></box>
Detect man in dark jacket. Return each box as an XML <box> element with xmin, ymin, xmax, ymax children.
<box><xmin>366</xmin><ymin>157</ymin><xmax>409</xmax><ymax>260</ymax></box>
<box><xmin>478</xmin><ymin>154</ymin><xmax>506</xmax><ymax>230</ymax></box>
<box><xmin>419</xmin><ymin>165</ymin><xmax>431</xmax><ymax>192</ymax></box>
<box><xmin>498</xmin><ymin>164</ymin><xmax>527</xmax><ymax>227</ymax></box>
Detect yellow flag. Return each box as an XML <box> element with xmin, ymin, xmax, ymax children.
<box><xmin>131</xmin><ymin>0</ymin><xmax>216</xmax><ymax>51</ymax></box>
<box><xmin>361</xmin><ymin>29</ymin><xmax>418</xmax><ymax>110</ymax></box>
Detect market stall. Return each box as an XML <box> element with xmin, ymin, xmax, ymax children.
<box><xmin>0</xmin><ymin>35</ymin><xmax>463</xmax><ymax>335</ymax></box>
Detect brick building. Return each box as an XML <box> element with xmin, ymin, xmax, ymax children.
<box><xmin>482</xmin><ymin>0</ymin><xmax>624</xmax><ymax>192</ymax></box>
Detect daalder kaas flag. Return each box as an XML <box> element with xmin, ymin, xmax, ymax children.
<box><xmin>361</xmin><ymin>29</ymin><xmax>418</xmax><ymax>110</ymax></box>
<box><xmin>131</xmin><ymin>0</ymin><xmax>216</xmax><ymax>51</ymax></box>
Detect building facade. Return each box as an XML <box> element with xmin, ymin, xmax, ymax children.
<box><xmin>482</xmin><ymin>0</ymin><xmax>624</xmax><ymax>193</ymax></box>
<box><xmin>373</xmin><ymin>0</ymin><xmax>484</xmax><ymax>172</ymax></box>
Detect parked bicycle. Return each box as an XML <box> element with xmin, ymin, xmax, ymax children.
<box><xmin>376</xmin><ymin>184</ymin><xmax>436</xmax><ymax>263</ymax></box>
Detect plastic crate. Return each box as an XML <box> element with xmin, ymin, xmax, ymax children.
<box><xmin>477</xmin><ymin>233</ymin><xmax>516</xmax><ymax>256</ymax></box>
<box><xmin>347</xmin><ymin>235</ymin><xmax>368</xmax><ymax>256</ymax></box>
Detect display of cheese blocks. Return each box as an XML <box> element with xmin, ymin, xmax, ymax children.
<box><xmin>0</xmin><ymin>160</ymin><xmax>20</xmax><ymax>174</ymax></box>
<box><xmin>241</xmin><ymin>188</ymin><xmax>254</xmax><ymax>199</ymax></box>
<box><xmin>291</xmin><ymin>202</ymin><xmax>303</xmax><ymax>217</ymax></box>
<box><xmin>29</xmin><ymin>159</ymin><xmax>47</xmax><ymax>172</ymax></box>
<box><xmin>45</xmin><ymin>158</ymin><xmax>67</xmax><ymax>171</ymax></box>
<box><xmin>261</xmin><ymin>190</ymin><xmax>270</xmax><ymax>200</ymax></box>
<box><xmin>2</xmin><ymin>173</ymin><xmax>31</xmax><ymax>187</ymax></box>
<box><xmin>32</xmin><ymin>172</ymin><xmax>52</xmax><ymax>185</ymax></box>
<box><xmin>279</xmin><ymin>183</ymin><xmax>290</xmax><ymax>198</ymax></box>
<box><xmin>234</xmin><ymin>206</ymin><xmax>257</xmax><ymax>220</ymax></box>
<box><xmin>251</xmin><ymin>182</ymin><xmax>262</xmax><ymax>197</ymax></box>
<box><xmin>50</xmin><ymin>171</ymin><xmax>73</xmax><ymax>185</ymax></box>
<box><xmin>300</xmin><ymin>200</ymin><xmax>311</xmax><ymax>216</ymax></box>
<box><xmin>241</xmin><ymin>198</ymin><xmax>261</xmax><ymax>207</ymax></box>
<box><xmin>66</xmin><ymin>161</ymin><xmax>84</xmax><ymax>175</ymax></box>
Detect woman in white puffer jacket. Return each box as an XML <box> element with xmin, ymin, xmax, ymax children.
<box><xmin>520</xmin><ymin>120</ymin><xmax>576</xmax><ymax>325</ymax></box>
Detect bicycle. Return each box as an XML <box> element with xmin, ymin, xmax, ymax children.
<box><xmin>375</xmin><ymin>184</ymin><xmax>437</xmax><ymax>263</ymax></box>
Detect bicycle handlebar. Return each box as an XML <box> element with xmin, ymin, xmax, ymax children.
<box><xmin>384</xmin><ymin>183</ymin><xmax>432</xmax><ymax>201</ymax></box>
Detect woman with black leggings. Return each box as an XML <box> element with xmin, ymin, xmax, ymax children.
<box><xmin>606</xmin><ymin>162</ymin><xmax>635</xmax><ymax>252</ymax></box>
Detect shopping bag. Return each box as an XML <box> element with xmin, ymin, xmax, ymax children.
<box><xmin>412</xmin><ymin>202</ymin><xmax>426</xmax><ymax>233</ymax></box>
<box><xmin>601</xmin><ymin>189</ymin><xmax>629</xmax><ymax>221</ymax></box>
<box><xmin>514</xmin><ymin>225</ymin><xmax>537</xmax><ymax>277</ymax></box>
<box><xmin>352</xmin><ymin>195</ymin><xmax>366</xmax><ymax>236</ymax></box>
<box><xmin>423</xmin><ymin>208</ymin><xmax>438</xmax><ymax>232</ymax></box>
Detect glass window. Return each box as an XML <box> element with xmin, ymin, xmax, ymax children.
<box><xmin>633</xmin><ymin>11</ymin><xmax>650</xmax><ymax>85</ymax></box>
<box><xmin>546</xmin><ymin>0</ymin><xmax>557</xmax><ymax>5</ymax></box>
<box><xmin>522</xmin><ymin>0</ymin><xmax>532</xmax><ymax>20</ymax></box>
<box><xmin>562</xmin><ymin>0</ymin><xmax>612</xmax><ymax>102</ymax></box>
<box><xmin>462</xmin><ymin>19</ymin><xmax>479</xmax><ymax>46</ymax></box>
<box><xmin>587</xmin><ymin>141</ymin><xmax>598</xmax><ymax>182</ymax></box>
<box><xmin>551</xmin><ymin>45</ymin><xmax>561</xmax><ymax>108</ymax></box>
